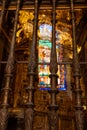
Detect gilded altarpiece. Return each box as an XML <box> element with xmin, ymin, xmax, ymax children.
<box><xmin>12</xmin><ymin>9</ymin><xmax>77</xmax><ymax>130</ymax></box>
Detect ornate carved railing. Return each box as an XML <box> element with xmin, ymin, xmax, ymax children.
<box><xmin>70</xmin><ymin>0</ymin><xmax>85</xmax><ymax>130</ymax></box>
<box><xmin>24</xmin><ymin>0</ymin><xmax>38</xmax><ymax>130</ymax></box>
<box><xmin>48</xmin><ymin>0</ymin><xmax>58</xmax><ymax>130</ymax></box>
<box><xmin>0</xmin><ymin>0</ymin><xmax>21</xmax><ymax>130</ymax></box>
<box><xmin>0</xmin><ymin>0</ymin><xmax>87</xmax><ymax>130</ymax></box>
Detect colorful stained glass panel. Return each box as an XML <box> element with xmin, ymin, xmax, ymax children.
<box><xmin>38</xmin><ymin>24</ymin><xmax>67</xmax><ymax>90</ymax></box>
<box><xmin>38</xmin><ymin>40</ymin><xmax>51</xmax><ymax>63</ymax></box>
<box><xmin>39</xmin><ymin>24</ymin><xmax>52</xmax><ymax>40</ymax></box>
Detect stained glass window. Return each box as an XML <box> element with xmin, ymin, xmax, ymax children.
<box><xmin>38</xmin><ymin>40</ymin><xmax>51</xmax><ymax>90</ymax></box>
<box><xmin>38</xmin><ymin>23</ymin><xmax>66</xmax><ymax>90</ymax></box>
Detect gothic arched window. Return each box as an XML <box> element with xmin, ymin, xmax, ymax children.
<box><xmin>38</xmin><ymin>23</ymin><xmax>66</xmax><ymax>90</ymax></box>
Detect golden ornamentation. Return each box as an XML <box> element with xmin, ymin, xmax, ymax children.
<box><xmin>38</xmin><ymin>10</ymin><xmax>52</xmax><ymax>25</ymax></box>
<box><xmin>16</xmin><ymin>10</ymin><xmax>34</xmax><ymax>42</ymax></box>
<box><xmin>16</xmin><ymin>9</ymin><xmax>82</xmax><ymax>59</ymax></box>
<box><xmin>19</xmin><ymin>10</ymin><xmax>34</xmax><ymax>24</ymax></box>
